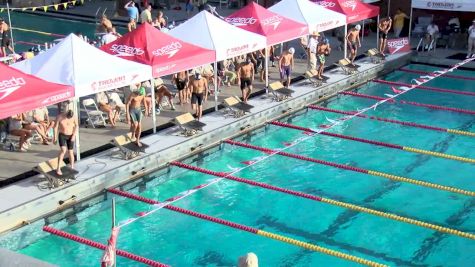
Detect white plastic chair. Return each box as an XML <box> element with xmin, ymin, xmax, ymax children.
<box><xmin>108</xmin><ymin>92</ymin><xmax>127</xmax><ymax>122</ymax></box>
<box><xmin>82</xmin><ymin>98</ymin><xmax>106</xmax><ymax>128</ymax></box>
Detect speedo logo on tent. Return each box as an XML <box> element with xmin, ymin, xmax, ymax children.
<box><xmin>387</xmin><ymin>38</ymin><xmax>409</xmax><ymax>48</ymax></box>
<box><xmin>224</xmin><ymin>17</ymin><xmax>258</xmax><ymax>26</ymax></box>
<box><xmin>342</xmin><ymin>0</ymin><xmax>357</xmax><ymax>11</ymax></box>
<box><xmin>110</xmin><ymin>44</ymin><xmax>145</xmax><ymax>56</ymax></box>
<box><xmin>42</xmin><ymin>91</ymin><xmax>72</xmax><ymax>105</ymax></box>
<box><xmin>152</xmin><ymin>42</ymin><xmax>182</xmax><ymax>58</ymax></box>
<box><xmin>317</xmin><ymin>1</ymin><xmax>336</xmax><ymax>8</ymax></box>
<box><xmin>0</xmin><ymin>77</ymin><xmax>26</xmax><ymax>100</ymax></box>
<box><xmin>261</xmin><ymin>15</ymin><xmax>283</xmax><ymax>30</ymax></box>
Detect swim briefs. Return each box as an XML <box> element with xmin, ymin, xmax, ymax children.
<box><xmin>58</xmin><ymin>133</ymin><xmax>74</xmax><ymax>150</ymax></box>
<box><xmin>240</xmin><ymin>78</ymin><xmax>252</xmax><ymax>90</ymax></box>
<box><xmin>191</xmin><ymin>92</ymin><xmax>204</xmax><ymax>105</ymax></box>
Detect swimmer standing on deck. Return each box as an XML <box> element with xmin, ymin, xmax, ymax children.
<box><xmin>190</xmin><ymin>72</ymin><xmax>208</xmax><ymax>121</ymax></box>
<box><xmin>237</xmin><ymin>58</ymin><xmax>254</xmax><ymax>103</ymax></box>
<box><xmin>53</xmin><ymin>110</ymin><xmax>78</xmax><ymax>176</ymax></box>
<box><xmin>126</xmin><ymin>89</ymin><xmax>146</xmax><ymax>147</ymax></box>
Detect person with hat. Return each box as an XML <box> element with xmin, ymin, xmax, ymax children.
<box><xmin>307</xmin><ymin>31</ymin><xmax>320</xmax><ymax>71</ymax></box>
<box><xmin>346</xmin><ymin>24</ymin><xmax>361</xmax><ymax>63</ymax></box>
<box><xmin>317</xmin><ymin>38</ymin><xmax>331</xmax><ymax>80</ymax></box>
<box><xmin>279</xmin><ymin>47</ymin><xmax>295</xmax><ymax>88</ymax></box>
<box><xmin>467</xmin><ymin>20</ymin><xmax>475</xmax><ymax>58</ymax></box>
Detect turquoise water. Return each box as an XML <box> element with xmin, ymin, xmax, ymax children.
<box><xmin>1</xmin><ymin>64</ymin><xmax>475</xmax><ymax>266</ymax></box>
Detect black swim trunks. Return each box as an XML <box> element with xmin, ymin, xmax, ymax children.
<box><xmin>379</xmin><ymin>32</ymin><xmax>387</xmax><ymax>40</ymax></box>
<box><xmin>240</xmin><ymin>77</ymin><xmax>252</xmax><ymax>90</ymax></box>
<box><xmin>348</xmin><ymin>41</ymin><xmax>357</xmax><ymax>51</ymax></box>
<box><xmin>191</xmin><ymin>92</ymin><xmax>204</xmax><ymax>105</ymax></box>
<box><xmin>58</xmin><ymin>133</ymin><xmax>74</xmax><ymax>150</ymax></box>
<box><xmin>176</xmin><ymin>78</ymin><xmax>186</xmax><ymax>91</ymax></box>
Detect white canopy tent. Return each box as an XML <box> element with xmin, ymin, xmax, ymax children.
<box><xmin>12</xmin><ymin>34</ymin><xmax>152</xmax><ymax>159</ymax></box>
<box><xmin>169</xmin><ymin>11</ymin><xmax>267</xmax><ymax>110</ymax></box>
<box><xmin>269</xmin><ymin>0</ymin><xmax>347</xmax><ymax>33</ymax></box>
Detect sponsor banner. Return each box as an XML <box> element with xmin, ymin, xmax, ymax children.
<box><xmin>110</xmin><ymin>44</ymin><xmax>145</xmax><ymax>57</ymax></box>
<box><xmin>315</xmin><ymin>20</ymin><xmax>341</xmax><ymax>32</ymax></box>
<box><xmin>154</xmin><ymin>64</ymin><xmax>177</xmax><ymax>76</ymax></box>
<box><xmin>0</xmin><ymin>77</ymin><xmax>26</xmax><ymax>101</ymax></box>
<box><xmin>152</xmin><ymin>41</ymin><xmax>182</xmax><ymax>59</ymax></box>
<box><xmin>387</xmin><ymin>37</ymin><xmax>411</xmax><ymax>55</ymax></box>
<box><xmin>42</xmin><ymin>91</ymin><xmax>73</xmax><ymax>105</ymax></box>
<box><xmin>225</xmin><ymin>43</ymin><xmax>259</xmax><ymax>58</ymax></box>
<box><xmin>224</xmin><ymin>17</ymin><xmax>258</xmax><ymax>26</ymax></box>
<box><xmin>90</xmin><ymin>74</ymin><xmax>140</xmax><ymax>92</ymax></box>
<box><xmin>412</xmin><ymin>0</ymin><xmax>470</xmax><ymax>11</ymax></box>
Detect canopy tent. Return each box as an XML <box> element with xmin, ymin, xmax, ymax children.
<box><xmin>314</xmin><ymin>0</ymin><xmax>380</xmax><ymax>24</ymax></box>
<box><xmin>412</xmin><ymin>0</ymin><xmax>475</xmax><ymax>11</ymax></box>
<box><xmin>0</xmin><ymin>64</ymin><xmax>73</xmax><ymax>120</ymax></box>
<box><xmin>12</xmin><ymin>34</ymin><xmax>151</xmax><ymax>98</ymax></box>
<box><xmin>226</xmin><ymin>2</ymin><xmax>308</xmax><ymax>45</ymax></box>
<box><xmin>100</xmin><ymin>23</ymin><xmax>216</xmax><ymax>77</ymax></box>
<box><xmin>169</xmin><ymin>11</ymin><xmax>267</xmax><ymax>110</ymax></box>
<box><xmin>269</xmin><ymin>0</ymin><xmax>346</xmax><ymax>33</ymax></box>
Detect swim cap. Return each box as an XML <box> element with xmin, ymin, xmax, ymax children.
<box><xmin>323</xmin><ymin>38</ymin><xmax>329</xmax><ymax>44</ymax></box>
<box><xmin>355</xmin><ymin>24</ymin><xmax>361</xmax><ymax>30</ymax></box>
<box><xmin>139</xmin><ymin>86</ymin><xmax>146</xmax><ymax>96</ymax></box>
<box><xmin>194</xmin><ymin>72</ymin><xmax>201</xmax><ymax>80</ymax></box>
<box><xmin>246</xmin><ymin>58</ymin><xmax>252</xmax><ymax>64</ymax></box>
<box><xmin>288</xmin><ymin>47</ymin><xmax>295</xmax><ymax>54</ymax></box>
<box><xmin>66</xmin><ymin>110</ymin><xmax>74</xmax><ymax>119</ymax></box>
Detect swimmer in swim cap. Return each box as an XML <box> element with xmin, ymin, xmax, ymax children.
<box><xmin>347</xmin><ymin>24</ymin><xmax>362</xmax><ymax>63</ymax></box>
<box><xmin>279</xmin><ymin>47</ymin><xmax>295</xmax><ymax>88</ymax></box>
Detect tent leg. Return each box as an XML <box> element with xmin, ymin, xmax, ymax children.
<box><xmin>344</xmin><ymin>24</ymin><xmax>348</xmax><ymax>59</ymax></box>
<box><xmin>408</xmin><ymin>8</ymin><xmax>413</xmax><ymax>41</ymax></box>
<box><xmin>376</xmin><ymin>15</ymin><xmax>380</xmax><ymax>49</ymax></box>
<box><xmin>214</xmin><ymin>62</ymin><xmax>218</xmax><ymax>111</ymax></box>
<box><xmin>150</xmin><ymin>78</ymin><xmax>157</xmax><ymax>133</ymax></box>
<box><xmin>387</xmin><ymin>0</ymin><xmax>391</xmax><ymax>18</ymax></box>
<box><xmin>6</xmin><ymin>2</ymin><xmax>15</xmax><ymax>51</ymax></box>
<box><xmin>361</xmin><ymin>20</ymin><xmax>365</xmax><ymax>42</ymax></box>
<box><xmin>265</xmin><ymin>48</ymin><xmax>269</xmax><ymax>94</ymax></box>
<box><xmin>74</xmin><ymin>98</ymin><xmax>81</xmax><ymax>161</ymax></box>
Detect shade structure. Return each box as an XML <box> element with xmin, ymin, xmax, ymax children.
<box><xmin>100</xmin><ymin>23</ymin><xmax>216</xmax><ymax>77</ymax></box>
<box><xmin>412</xmin><ymin>0</ymin><xmax>475</xmax><ymax>11</ymax></box>
<box><xmin>169</xmin><ymin>11</ymin><xmax>267</xmax><ymax>61</ymax></box>
<box><xmin>225</xmin><ymin>2</ymin><xmax>308</xmax><ymax>45</ymax></box>
<box><xmin>269</xmin><ymin>0</ymin><xmax>346</xmax><ymax>33</ymax></box>
<box><xmin>314</xmin><ymin>0</ymin><xmax>380</xmax><ymax>24</ymax></box>
<box><xmin>0</xmin><ymin>64</ymin><xmax>73</xmax><ymax>120</ymax></box>
<box><xmin>12</xmin><ymin>34</ymin><xmax>151</xmax><ymax>98</ymax></box>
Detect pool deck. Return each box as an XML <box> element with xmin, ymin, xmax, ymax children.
<box><xmin>0</xmin><ymin>51</ymin><xmax>417</xmax><ymax>234</ymax></box>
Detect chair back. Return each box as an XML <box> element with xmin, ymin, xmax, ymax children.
<box><xmin>82</xmin><ymin>98</ymin><xmax>97</xmax><ymax>108</ymax></box>
<box><xmin>109</xmin><ymin>92</ymin><xmax>125</xmax><ymax>106</ymax></box>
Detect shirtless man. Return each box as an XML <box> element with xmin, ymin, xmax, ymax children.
<box><xmin>378</xmin><ymin>18</ymin><xmax>392</xmax><ymax>55</ymax></box>
<box><xmin>173</xmin><ymin>70</ymin><xmax>189</xmax><ymax>105</ymax></box>
<box><xmin>316</xmin><ymin>38</ymin><xmax>331</xmax><ymax>80</ymax></box>
<box><xmin>347</xmin><ymin>24</ymin><xmax>361</xmax><ymax>63</ymax></box>
<box><xmin>53</xmin><ymin>110</ymin><xmax>78</xmax><ymax>176</ymax></box>
<box><xmin>279</xmin><ymin>47</ymin><xmax>295</xmax><ymax>87</ymax></box>
<box><xmin>237</xmin><ymin>58</ymin><xmax>254</xmax><ymax>103</ymax></box>
<box><xmin>126</xmin><ymin>89</ymin><xmax>146</xmax><ymax>147</ymax></box>
<box><xmin>154</xmin><ymin>78</ymin><xmax>176</xmax><ymax>111</ymax></box>
<box><xmin>0</xmin><ymin>19</ymin><xmax>14</xmax><ymax>57</ymax></box>
<box><xmin>100</xmin><ymin>15</ymin><xmax>113</xmax><ymax>33</ymax></box>
<box><xmin>190</xmin><ymin>73</ymin><xmax>208</xmax><ymax>120</ymax></box>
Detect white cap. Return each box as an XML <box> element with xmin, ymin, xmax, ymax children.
<box><xmin>355</xmin><ymin>24</ymin><xmax>361</xmax><ymax>30</ymax></box>
<box><xmin>238</xmin><ymin>253</ymin><xmax>258</xmax><ymax>267</ymax></box>
<box><xmin>288</xmin><ymin>47</ymin><xmax>295</xmax><ymax>54</ymax></box>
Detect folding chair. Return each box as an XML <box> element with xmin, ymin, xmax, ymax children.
<box><xmin>82</xmin><ymin>98</ymin><xmax>106</xmax><ymax>128</ymax></box>
<box><xmin>366</xmin><ymin>48</ymin><xmax>385</xmax><ymax>64</ymax></box>
<box><xmin>269</xmin><ymin>81</ymin><xmax>294</xmax><ymax>102</ymax></box>
<box><xmin>112</xmin><ymin>133</ymin><xmax>148</xmax><ymax>160</ymax></box>
<box><xmin>34</xmin><ymin>158</ymin><xmax>78</xmax><ymax>189</ymax></box>
<box><xmin>108</xmin><ymin>92</ymin><xmax>127</xmax><ymax>122</ymax></box>
<box><xmin>335</xmin><ymin>58</ymin><xmax>359</xmax><ymax>75</ymax></box>
<box><xmin>172</xmin><ymin>113</ymin><xmax>206</xmax><ymax>136</ymax></box>
<box><xmin>223</xmin><ymin>96</ymin><xmax>254</xmax><ymax>118</ymax></box>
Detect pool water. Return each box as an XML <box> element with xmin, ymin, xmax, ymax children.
<box><xmin>1</xmin><ymin>64</ymin><xmax>475</xmax><ymax>266</ymax></box>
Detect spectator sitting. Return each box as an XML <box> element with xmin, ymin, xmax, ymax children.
<box><xmin>23</xmin><ymin>111</ymin><xmax>50</xmax><ymax>145</ymax></box>
<box><xmin>33</xmin><ymin>106</ymin><xmax>55</xmax><ymax>139</ymax></box>
<box><xmin>426</xmin><ymin>22</ymin><xmax>439</xmax><ymax>45</ymax></box>
<box><xmin>96</xmin><ymin>91</ymin><xmax>120</xmax><ymax>127</ymax></box>
<box><xmin>152</xmin><ymin>11</ymin><xmax>167</xmax><ymax>29</ymax></box>
<box><xmin>238</xmin><ymin>252</ymin><xmax>258</xmax><ymax>267</ymax></box>
<box><xmin>223</xmin><ymin>59</ymin><xmax>237</xmax><ymax>86</ymax></box>
<box><xmin>154</xmin><ymin>78</ymin><xmax>176</xmax><ymax>111</ymax></box>
<box><xmin>127</xmin><ymin>18</ymin><xmax>137</xmax><ymax>32</ymax></box>
<box><xmin>9</xmin><ymin>114</ymin><xmax>32</xmax><ymax>152</ymax></box>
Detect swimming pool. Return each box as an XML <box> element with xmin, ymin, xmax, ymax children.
<box><xmin>1</xmin><ymin>63</ymin><xmax>474</xmax><ymax>266</ymax></box>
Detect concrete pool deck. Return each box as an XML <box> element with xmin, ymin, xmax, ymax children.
<box><xmin>0</xmin><ymin>51</ymin><xmax>416</xmax><ymax>234</ymax></box>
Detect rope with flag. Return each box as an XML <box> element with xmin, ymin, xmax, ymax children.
<box><xmin>0</xmin><ymin>0</ymin><xmax>84</xmax><ymax>13</ymax></box>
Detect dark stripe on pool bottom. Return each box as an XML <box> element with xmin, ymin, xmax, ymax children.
<box><xmin>411</xmin><ymin>198</ymin><xmax>475</xmax><ymax>262</ymax></box>
<box><xmin>255</xmin><ymin>215</ymin><xmax>427</xmax><ymax>267</ymax></box>
<box><xmin>193</xmin><ymin>251</ymin><xmax>234</xmax><ymax>266</ymax></box>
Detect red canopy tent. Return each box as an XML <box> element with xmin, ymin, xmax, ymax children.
<box><xmin>315</xmin><ymin>0</ymin><xmax>379</xmax><ymax>24</ymax></box>
<box><xmin>100</xmin><ymin>23</ymin><xmax>216</xmax><ymax>77</ymax></box>
<box><xmin>0</xmin><ymin>63</ymin><xmax>73</xmax><ymax>120</ymax></box>
<box><xmin>225</xmin><ymin>2</ymin><xmax>308</xmax><ymax>45</ymax></box>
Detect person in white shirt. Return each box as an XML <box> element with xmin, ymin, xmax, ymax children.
<box><xmin>426</xmin><ymin>22</ymin><xmax>439</xmax><ymax>44</ymax></box>
<box><xmin>140</xmin><ymin>4</ymin><xmax>152</xmax><ymax>24</ymax></box>
<box><xmin>307</xmin><ymin>31</ymin><xmax>319</xmax><ymax>71</ymax></box>
<box><xmin>467</xmin><ymin>20</ymin><xmax>475</xmax><ymax>58</ymax></box>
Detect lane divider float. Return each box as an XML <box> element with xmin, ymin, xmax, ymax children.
<box><xmin>373</xmin><ymin>79</ymin><xmax>475</xmax><ymax>97</ymax></box>
<box><xmin>398</xmin><ymin>68</ymin><xmax>475</xmax><ymax>81</ymax></box>
<box><xmin>43</xmin><ymin>226</ymin><xmax>169</xmax><ymax>267</ymax></box>
<box><xmin>107</xmin><ymin>188</ymin><xmax>386</xmax><ymax>267</ymax></box>
<box><xmin>340</xmin><ymin>91</ymin><xmax>475</xmax><ymax>115</ymax></box>
<box><xmin>307</xmin><ymin>105</ymin><xmax>475</xmax><ymax>137</ymax></box>
<box><xmin>269</xmin><ymin>121</ymin><xmax>475</xmax><ymax>164</ymax></box>
<box><xmin>224</xmin><ymin>140</ymin><xmax>475</xmax><ymax>197</ymax></box>
<box><xmin>12</xmin><ymin>27</ymin><xmax>66</xmax><ymax>37</ymax></box>
<box><xmin>171</xmin><ymin>162</ymin><xmax>475</xmax><ymax>240</ymax></box>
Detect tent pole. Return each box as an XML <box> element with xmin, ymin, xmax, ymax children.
<box><xmin>74</xmin><ymin>98</ymin><xmax>81</xmax><ymax>161</ymax></box>
<box><xmin>361</xmin><ymin>20</ymin><xmax>365</xmax><ymax>42</ymax></box>
<box><xmin>111</xmin><ymin>197</ymin><xmax>116</xmax><ymax>267</ymax></box>
<box><xmin>265</xmin><ymin>47</ymin><xmax>269</xmax><ymax>94</ymax></box>
<box><xmin>387</xmin><ymin>0</ymin><xmax>391</xmax><ymax>18</ymax></box>
<box><xmin>408</xmin><ymin>7</ymin><xmax>413</xmax><ymax>41</ymax></box>
<box><xmin>213</xmin><ymin>62</ymin><xmax>218</xmax><ymax>111</ymax></box>
<box><xmin>6</xmin><ymin>2</ymin><xmax>15</xmax><ymax>51</ymax></box>
<box><xmin>344</xmin><ymin>24</ymin><xmax>348</xmax><ymax>59</ymax></box>
<box><xmin>150</xmin><ymin>78</ymin><xmax>157</xmax><ymax>133</ymax></box>
<box><xmin>376</xmin><ymin>15</ymin><xmax>380</xmax><ymax>49</ymax></box>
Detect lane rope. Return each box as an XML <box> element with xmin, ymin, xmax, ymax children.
<box><xmin>12</xmin><ymin>27</ymin><xmax>66</xmax><ymax>37</ymax></box>
<box><xmin>399</xmin><ymin>67</ymin><xmax>475</xmax><ymax>81</ymax></box>
<box><xmin>373</xmin><ymin>79</ymin><xmax>475</xmax><ymax>97</ymax></box>
<box><xmin>43</xmin><ymin>226</ymin><xmax>169</xmax><ymax>267</ymax></box>
<box><xmin>269</xmin><ymin>121</ymin><xmax>475</xmax><ymax>164</ymax></box>
<box><xmin>171</xmin><ymin>162</ymin><xmax>475</xmax><ymax>240</ymax></box>
<box><xmin>224</xmin><ymin>139</ymin><xmax>475</xmax><ymax>197</ymax></box>
<box><xmin>107</xmin><ymin>188</ymin><xmax>386</xmax><ymax>267</ymax></box>
<box><xmin>307</xmin><ymin>105</ymin><xmax>475</xmax><ymax>137</ymax></box>
<box><xmin>340</xmin><ymin>91</ymin><xmax>475</xmax><ymax>115</ymax></box>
